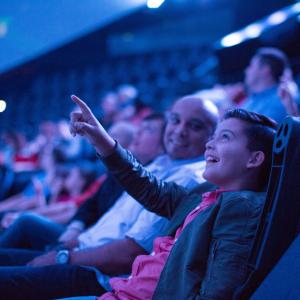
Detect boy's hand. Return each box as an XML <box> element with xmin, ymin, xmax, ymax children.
<box><xmin>70</xmin><ymin>95</ymin><xmax>116</xmax><ymax>156</ymax></box>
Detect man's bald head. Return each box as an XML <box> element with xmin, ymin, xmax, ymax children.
<box><xmin>164</xmin><ymin>95</ymin><xmax>219</xmax><ymax>160</ymax></box>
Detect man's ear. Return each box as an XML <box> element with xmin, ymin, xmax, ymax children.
<box><xmin>246</xmin><ymin>151</ymin><xmax>265</xmax><ymax>169</ymax></box>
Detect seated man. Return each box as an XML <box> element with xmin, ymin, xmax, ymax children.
<box><xmin>0</xmin><ymin>96</ymin><xmax>218</xmax><ymax>297</ymax></box>
<box><xmin>241</xmin><ymin>47</ymin><xmax>294</xmax><ymax>123</ymax></box>
<box><xmin>0</xmin><ymin>95</ymin><xmax>277</xmax><ymax>300</ymax></box>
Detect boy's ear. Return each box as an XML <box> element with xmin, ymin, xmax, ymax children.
<box><xmin>246</xmin><ymin>151</ymin><xmax>265</xmax><ymax>169</ymax></box>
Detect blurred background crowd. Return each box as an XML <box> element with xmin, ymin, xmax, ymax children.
<box><xmin>0</xmin><ymin>0</ymin><xmax>300</xmax><ymax>229</ymax></box>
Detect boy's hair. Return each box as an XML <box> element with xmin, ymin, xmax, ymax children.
<box><xmin>223</xmin><ymin>109</ymin><xmax>278</xmax><ymax>190</ymax></box>
<box><xmin>255</xmin><ymin>47</ymin><xmax>289</xmax><ymax>82</ymax></box>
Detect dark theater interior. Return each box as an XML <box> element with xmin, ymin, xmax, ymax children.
<box><xmin>0</xmin><ymin>1</ymin><xmax>299</xmax><ymax>299</ymax></box>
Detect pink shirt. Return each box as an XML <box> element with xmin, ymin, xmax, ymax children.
<box><xmin>99</xmin><ymin>190</ymin><xmax>223</xmax><ymax>300</ymax></box>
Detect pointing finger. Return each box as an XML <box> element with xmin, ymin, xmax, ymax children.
<box><xmin>71</xmin><ymin>95</ymin><xmax>92</xmax><ymax>116</ymax></box>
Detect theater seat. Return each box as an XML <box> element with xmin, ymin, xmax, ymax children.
<box><xmin>234</xmin><ymin>116</ymin><xmax>300</xmax><ymax>299</ymax></box>
<box><xmin>251</xmin><ymin>234</ymin><xmax>300</xmax><ymax>300</ymax></box>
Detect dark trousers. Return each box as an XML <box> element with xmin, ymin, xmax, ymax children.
<box><xmin>0</xmin><ymin>248</ymin><xmax>42</xmax><ymax>266</ymax></box>
<box><xmin>0</xmin><ymin>212</ymin><xmax>64</xmax><ymax>250</ymax></box>
<box><xmin>0</xmin><ymin>264</ymin><xmax>105</xmax><ymax>300</ymax></box>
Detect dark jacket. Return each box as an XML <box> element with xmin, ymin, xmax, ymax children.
<box><xmin>103</xmin><ymin>144</ymin><xmax>265</xmax><ymax>300</ymax></box>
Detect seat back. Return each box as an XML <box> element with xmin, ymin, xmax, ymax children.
<box><xmin>251</xmin><ymin>234</ymin><xmax>300</xmax><ymax>299</ymax></box>
<box><xmin>234</xmin><ymin>116</ymin><xmax>300</xmax><ymax>299</ymax></box>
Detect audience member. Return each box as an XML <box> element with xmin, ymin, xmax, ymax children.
<box><xmin>107</xmin><ymin>121</ymin><xmax>136</xmax><ymax>150</ymax></box>
<box><xmin>241</xmin><ymin>47</ymin><xmax>290</xmax><ymax>122</ymax></box>
<box><xmin>201</xmin><ymin>48</ymin><xmax>300</xmax><ymax>121</ymax></box>
<box><xmin>1</xmin><ymin>162</ymin><xmax>98</xmax><ymax>228</ymax></box>
<box><xmin>98</xmin><ymin>92</ymin><xmax>120</xmax><ymax>129</ymax></box>
<box><xmin>0</xmin><ymin>147</ymin><xmax>62</xmax><ymax>214</ymax></box>
<box><xmin>115</xmin><ymin>84</ymin><xmax>152</xmax><ymax>125</ymax></box>
<box><xmin>0</xmin><ymin>130</ymin><xmax>38</xmax><ymax>172</ymax></box>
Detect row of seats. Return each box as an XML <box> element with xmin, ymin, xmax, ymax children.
<box><xmin>0</xmin><ymin>46</ymin><xmax>210</xmax><ymax>135</ymax></box>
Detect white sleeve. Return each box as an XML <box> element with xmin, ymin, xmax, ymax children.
<box><xmin>126</xmin><ymin>209</ymin><xmax>169</xmax><ymax>253</ymax></box>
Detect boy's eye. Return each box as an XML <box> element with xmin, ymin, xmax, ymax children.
<box><xmin>221</xmin><ymin>133</ymin><xmax>230</xmax><ymax>140</ymax></box>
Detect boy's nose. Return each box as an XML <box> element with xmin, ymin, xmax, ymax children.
<box><xmin>205</xmin><ymin>138</ymin><xmax>214</xmax><ymax>149</ymax></box>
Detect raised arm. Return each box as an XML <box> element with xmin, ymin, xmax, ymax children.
<box><xmin>70</xmin><ymin>95</ymin><xmax>188</xmax><ymax>218</ymax></box>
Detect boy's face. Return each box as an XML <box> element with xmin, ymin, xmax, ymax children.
<box><xmin>203</xmin><ymin>118</ymin><xmax>256</xmax><ymax>189</ymax></box>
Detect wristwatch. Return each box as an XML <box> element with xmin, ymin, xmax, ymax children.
<box><xmin>56</xmin><ymin>249</ymin><xmax>70</xmax><ymax>264</ymax></box>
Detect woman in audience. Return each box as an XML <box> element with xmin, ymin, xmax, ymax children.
<box><xmin>0</xmin><ymin>162</ymin><xmax>98</xmax><ymax>228</ymax></box>
<box><xmin>0</xmin><ymin>147</ymin><xmax>60</xmax><ymax>213</ymax></box>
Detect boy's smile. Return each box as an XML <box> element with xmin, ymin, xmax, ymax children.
<box><xmin>205</xmin><ymin>154</ymin><xmax>219</xmax><ymax>164</ymax></box>
<box><xmin>203</xmin><ymin>118</ymin><xmax>256</xmax><ymax>190</ymax></box>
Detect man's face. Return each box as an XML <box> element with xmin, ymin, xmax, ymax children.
<box><xmin>129</xmin><ymin>119</ymin><xmax>164</xmax><ymax>164</ymax></box>
<box><xmin>203</xmin><ymin>118</ymin><xmax>256</xmax><ymax>189</ymax></box>
<box><xmin>245</xmin><ymin>56</ymin><xmax>264</xmax><ymax>91</ymax></box>
<box><xmin>163</xmin><ymin>98</ymin><xmax>212</xmax><ymax>160</ymax></box>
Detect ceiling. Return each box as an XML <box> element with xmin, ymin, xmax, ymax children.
<box><xmin>0</xmin><ymin>0</ymin><xmax>147</xmax><ymax>73</ymax></box>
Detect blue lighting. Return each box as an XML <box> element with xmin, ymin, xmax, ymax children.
<box><xmin>0</xmin><ymin>100</ymin><xmax>7</xmax><ymax>113</ymax></box>
<box><xmin>220</xmin><ymin>32</ymin><xmax>244</xmax><ymax>47</ymax></box>
<box><xmin>244</xmin><ymin>23</ymin><xmax>263</xmax><ymax>38</ymax></box>
<box><xmin>266</xmin><ymin>11</ymin><xmax>288</xmax><ymax>25</ymax></box>
<box><xmin>218</xmin><ymin>3</ymin><xmax>300</xmax><ymax>49</ymax></box>
<box><xmin>147</xmin><ymin>0</ymin><xmax>165</xmax><ymax>9</ymax></box>
<box><xmin>291</xmin><ymin>2</ymin><xmax>300</xmax><ymax>13</ymax></box>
